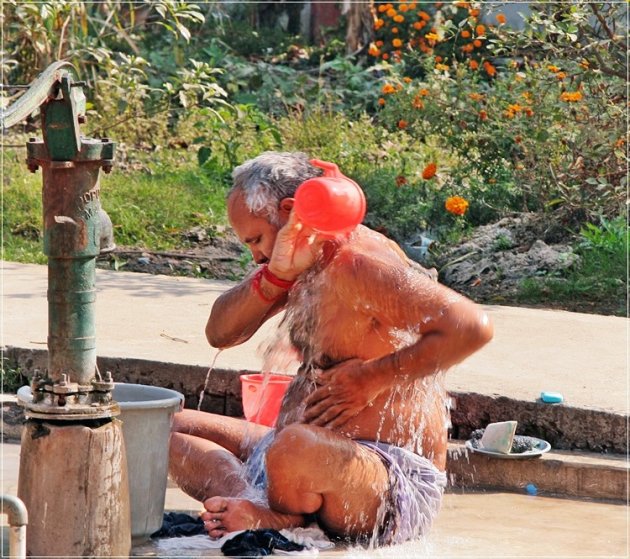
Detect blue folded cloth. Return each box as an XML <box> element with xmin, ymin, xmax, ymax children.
<box><xmin>151</xmin><ymin>512</ymin><xmax>206</xmax><ymax>538</ymax></box>
<box><xmin>221</xmin><ymin>529</ymin><xmax>305</xmax><ymax>557</ymax></box>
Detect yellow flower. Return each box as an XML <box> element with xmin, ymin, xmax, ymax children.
<box><xmin>445</xmin><ymin>196</ymin><xmax>469</xmax><ymax>216</ymax></box>
<box><xmin>425</xmin><ymin>32</ymin><xmax>440</xmax><ymax>41</ymax></box>
<box><xmin>560</xmin><ymin>91</ymin><xmax>583</xmax><ymax>102</ymax></box>
<box><xmin>422</xmin><ymin>162</ymin><xmax>437</xmax><ymax>179</ymax></box>
<box><xmin>435</xmin><ymin>63</ymin><xmax>449</xmax><ymax>71</ymax></box>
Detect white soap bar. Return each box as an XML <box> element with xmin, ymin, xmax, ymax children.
<box><xmin>480</xmin><ymin>421</ymin><xmax>517</xmax><ymax>453</ymax></box>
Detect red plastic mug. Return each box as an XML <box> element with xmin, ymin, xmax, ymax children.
<box><xmin>240</xmin><ymin>373</ymin><xmax>292</xmax><ymax>427</ymax></box>
<box><xmin>293</xmin><ymin>159</ymin><xmax>366</xmax><ymax>233</ymax></box>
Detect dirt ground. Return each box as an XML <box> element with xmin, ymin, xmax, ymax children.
<box><xmin>97</xmin><ymin>214</ymin><xmax>620</xmax><ymax>316</ymax></box>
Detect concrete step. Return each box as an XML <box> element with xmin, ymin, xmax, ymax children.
<box><xmin>5</xmin><ymin>347</ymin><xmax>627</xmax><ymax>454</ymax></box>
<box><xmin>446</xmin><ymin>441</ymin><xmax>627</xmax><ymax>502</ymax></box>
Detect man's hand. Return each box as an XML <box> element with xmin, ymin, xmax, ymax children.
<box><xmin>303</xmin><ymin>359</ymin><xmax>382</xmax><ymax>430</ymax></box>
<box><xmin>267</xmin><ymin>210</ymin><xmax>325</xmax><ymax>281</ymax></box>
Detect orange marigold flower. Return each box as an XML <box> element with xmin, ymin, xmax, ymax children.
<box><xmin>614</xmin><ymin>137</ymin><xmax>626</xmax><ymax>148</ymax></box>
<box><xmin>508</xmin><ymin>103</ymin><xmax>523</xmax><ymax>112</ymax></box>
<box><xmin>378</xmin><ymin>97</ymin><xmax>386</xmax><ymax>106</ymax></box>
<box><xmin>413</xmin><ymin>21</ymin><xmax>423</xmax><ymax>30</ymax></box>
<box><xmin>469</xmin><ymin>92</ymin><xmax>484</xmax><ymax>101</ymax></box>
<box><xmin>398</xmin><ymin>119</ymin><xmax>408</xmax><ymax>129</ymax></box>
<box><xmin>469</xmin><ymin>8</ymin><xmax>480</xmax><ymax>17</ymax></box>
<box><xmin>418</xmin><ymin>10</ymin><xmax>431</xmax><ymax>21</ymax></box>
<box><xmin>403</xmin><ymin>76</ymin><xmax>412</xmax><ymax>83</ymax></box>
<box><xmin>483</xmin><ymin>61</ymin><xmax>497</xmax><ymax>76</ymax></box>
<box><xmin>461</xmin><ymin>30</ymin><xmax>471</xmax><ymax>38</ymax></box>
<box><xmin>422</xmin><ymin>162</ymin><xmax>437</xmax><ymax>180</ymax></box>
<box><xmin>378</xmin><ymin>4</ymin><xmax>388</xmax><ymax>12</ymax></box>
<box><xmin>412</xmin><ymin>96</ymin><xmax>424</xmax><ymax>109</ymax></box>
<box><xmin>473</xmin><ymin>39</ymin><xmax>482</xmax><ymax>48</ymax></box>
<box><xmin>382</xmin><ymin>83</ymin><xmax>396</xmax><ymax>94</ymax></box>
<box><xmin>374</xmin><ymin>19</ymin><xmax>384</xmax><ymax>30</ymax></box>
<box><xmin>386</xmin><ymin>8</ymin><xmax>397</xmax><ymax>17</ymax></box>
<box><xmin>479</xmin><ymin>109</ymin><xmax>488</xmax><ymax>120</ymax></box>
<box><xmin>399</xmin><ymin>3</ymin><xmax>409</xmax><ymax>12</ymax></box>
<box><xmin>476</xmin><ymin>24</ymin><xmax>486</xmax><ymax>35</ymax></box>
<box><xmin>547</xmin><ymin>65</ymin><xmax>560</xmax><ymax>73</ymax></box>
<box><xmin>419</xmin><ymin>88</ymin><xmax>429</xmax><ymax>96</ymax></box>
<box><xmin>382</xmin><ymin>53</ymin><xmax>390</xmax><ymax>60</ymax></box>
<box><xmin>556</xmin><ymin>72</ymin><xmax>567</xmax><ymax>79</ymax></box>
<box><xmin>523</xmin><ymin>107</ymin><xmax>534</xmax><ymax>117</ymax></box>
<box><xmin>435</xmin><ymin>55</ymin><xmax>443</xmax><ymax>62</ymax></box>
<box><xmin>469</xmin><ymin>59</ymin><xmax>479</xmax><ymax>70</ymax></box>
<box><xmin>368</xmin><ymin>46</ymin><xmax>381</xmax><ymax>57</ymax></box>
<box><xmin>435</xmin><ymin>63</ymin><xmax>449</xmax><ymax>71</ymax></box>
<box><xmin>392</xmin><ymin>26</ymin><xmax>399</xmax><ymax>33</ymax></box>
<box><xmin>496</xmin><ymin>13</ymin><xmax>506</xmax><ymax>24</ymax></box>
<box><xmin>461</xmin><ymin>44</ymin><xmax>474</xmax><ymax>53</ymax></box>
<box><xmin>396</xmin><ymin>175</ymin><xmax>408</xmax><ymax>187</ymax></box>
<box><xmin>394</xmin><ymin>14</ymin><xmax>404</xmax><ymax>22</ymax></box>
<box><xmin>376</xmin><ymin>40</ymin><xmax>384</xmax><ymax>47</ymax></box>
<box><xmin>409</xmin><ymin>3</ymin><xmax>417</xmax><ymax>9</ymax></box>
<box><xmin>560</xmin><ymin>91</ymin><xmax>583</xmax><ymax>102</ymax></box>
<box><xmin>392</xmin><ymin>38</ymin><xmax>403</xmax><ymax>47</ymax></box>
<box><xmin>445</xmin><ymin>195</ymin><xmax>469</xmax><ymax>216</ymax></box>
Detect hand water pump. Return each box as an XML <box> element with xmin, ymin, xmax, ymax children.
<box><xmin>1</xmin><ymin>62</ymin><xmax>131</xmax><ymax>556</ymax></box>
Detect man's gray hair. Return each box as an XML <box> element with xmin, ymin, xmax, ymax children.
<box><xmin>230</xmin><ymin>151</ymin><xmax>322</xmax><ymax>226</ymax></box>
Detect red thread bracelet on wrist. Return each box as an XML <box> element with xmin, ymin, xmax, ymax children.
<box><xmin>262</xmin><ymin>265</ymin><xmax>296</xmax><ymax>289</ymax></box>
<box><xmin>251</xmin><ymin>268</ymin><xmax>280</xmax><ymax>304</ymax></box>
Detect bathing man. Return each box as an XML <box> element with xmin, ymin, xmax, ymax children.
<box><xmin>169</xmin><ymin>151</ymin><xmax>493</xmax><ymax>545</ymax></box>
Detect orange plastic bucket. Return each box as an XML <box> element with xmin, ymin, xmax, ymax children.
<box><xmin>240</xmin><ymin>373</ymin><xmax>293</xmax><ymax>427</ymax></box>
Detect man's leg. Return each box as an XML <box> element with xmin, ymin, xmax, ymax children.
<box><xmin>202</xmin><ymin>424</ymin><xmax>389</xmax><ymax>538</ymax></box>
<box><xmin>169</xmin><ymin>410</ymin><xmax>271</xmax><ymax>502</ymax></box>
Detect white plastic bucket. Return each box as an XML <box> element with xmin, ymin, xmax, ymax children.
<box><xmin>113</xmin><ymin>383</ymin><xmax>184</xmax><ymax>543</ymax></box>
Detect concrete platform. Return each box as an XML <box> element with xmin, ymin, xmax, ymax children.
<box><xmin>2</xmin><ymin>261</ymin><xmax>628</xmax><ymax>414</ymax></box>
<box><xmin>2</xmin><ymin>442</ymin><xmax>628</xmax><ymax>558</ymax></box>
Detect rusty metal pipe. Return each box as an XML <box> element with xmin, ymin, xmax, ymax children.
<box><xmin>1</xmin><ymin>494</ymin><xmax>28</xmax><ymax>559</ymax></box>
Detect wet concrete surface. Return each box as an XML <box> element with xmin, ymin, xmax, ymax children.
<box><xmin>3</xmin><ymin>442</ymin><xmax>626</xmax><ymax>558</ymax></box>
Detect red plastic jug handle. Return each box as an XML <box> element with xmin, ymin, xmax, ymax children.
<box><xmin>310</xmin><ymin>159</ymin><xmax>342</xmax><ymax>178</ymax></box>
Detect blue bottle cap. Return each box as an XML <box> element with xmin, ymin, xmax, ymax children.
<box><xmin>541</xmin><ymin>391</ymin><xmax>564</xmax><ymax>404</ymax></box>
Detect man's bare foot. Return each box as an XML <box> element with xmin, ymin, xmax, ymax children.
<box><xmin>201</xmin><ymin>496</ymin><xmax>305</xmax><ymax>538</ymax></box>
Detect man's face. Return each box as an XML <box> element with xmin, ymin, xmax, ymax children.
<box><xmin>227</xmin><ymin>190</ymin><xmax>286</xmax><ymax>265</ymax></box>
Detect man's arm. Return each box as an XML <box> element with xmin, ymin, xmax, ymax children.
<box><xmin>207</xmin><ymin>210</ymin><xmax>326</xmax><ymax>349</ymax></box>
<box><xmin>206</xmin><ymin>272</ymin><xmax>288</xmax><ymax>349</ymax></box>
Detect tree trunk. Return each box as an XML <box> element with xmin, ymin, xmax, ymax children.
<box><xmin>345</xmin><ymin>0</ymin><xmax>374</xmax><ymax>54</ymax></box>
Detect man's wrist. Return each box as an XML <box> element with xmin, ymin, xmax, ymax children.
<box><xmin>263</xmin><ymin>264</ymin><xmax>297</xmax><ymax>287</ymax></box>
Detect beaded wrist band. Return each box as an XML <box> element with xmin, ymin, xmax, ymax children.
<box><xmin>261</xmin><ymin>265</ymin><xmax>296</xmax><ymax>289</ymax></box>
